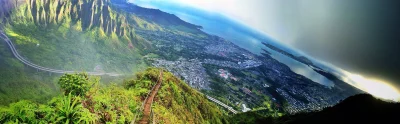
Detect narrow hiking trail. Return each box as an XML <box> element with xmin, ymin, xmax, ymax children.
<box><xmin>138</xmin><ymin>70</ymin><xmax>163</xmax><ymax>124</ymax></box>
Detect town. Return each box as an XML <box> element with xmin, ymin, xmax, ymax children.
<box><xmin>137</xmin><ymin>29</ymin><xmax>361</xmax><ymax>114</ymax></box>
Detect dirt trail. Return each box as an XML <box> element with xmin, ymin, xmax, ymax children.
<box><xmin>139</xmin><ymin>70</ymin><xmax>163</xmax><ymax>124</ymax></box>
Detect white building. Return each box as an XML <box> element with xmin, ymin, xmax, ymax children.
<box><xmin>241</xmin><ymin>104</ymin><xmax>251</xmax><ymax>112</ymax></box>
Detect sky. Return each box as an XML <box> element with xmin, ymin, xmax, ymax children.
<box><xmin>130</xmin><ymin>0</ymin><xmax>400</xmax><ymax>100</ymax></box>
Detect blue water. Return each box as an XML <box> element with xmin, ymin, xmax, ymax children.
<box><xmin>131</xmin><ymin>1</ymin><xmax>335</xmax><ymax>87</ymax></box>
<box><xmin>265</xmin><ymin>47</ymin><xmax>334</xmax><ymax>87</ymax></box>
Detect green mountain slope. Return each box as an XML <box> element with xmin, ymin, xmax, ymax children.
<box><xmin>125</xmin><ymin>68</ymin><xmax>227</xmax><ymax>124</ymax></box>
<box><xmin>0</xmin><ymin>37</ymin><xmax>60</xmax><ymax>105</ymax></box>
<box><xmin>2</xmin><ymin>0</ymin><xmax>156</xmax><ymax>73</ymax></box>
<box><xmin>1</xmin><ymin>0</ymin><xmax>205</xmax><ymax>72</ymax></box>
<box><xmin>0</xmin><ymin>0</ymin><xmax>208</xmax><ymax>106</ymax></box>
<box><xmin>0</xmin><ymin>68</ymin><xmax>227</xmax><ymax>123</ymax></box>
<box><xmin>0</xmin><ymin>0</ymin><xmax>148</xmax><ymax>106</ymax></box>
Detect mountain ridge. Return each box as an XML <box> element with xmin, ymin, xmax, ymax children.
<box><xmin>230</xmin><ymin>94</ymin><xmax>400</xmax><ymax>124</ymax></box>
<box><xmin>110</xmin><ymin>0</ymin><xmax>203</xmax><ymax>30</ymax></box>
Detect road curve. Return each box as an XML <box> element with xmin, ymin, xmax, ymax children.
<box><xmin>206</xmin><ymin>95</ymin><xmax>238</xmax><ymax>114</ymax></box>
<box><xmin>0</xmin><ymin>30</ymin><xmax>121</xmax><ymax>76</ymax></box>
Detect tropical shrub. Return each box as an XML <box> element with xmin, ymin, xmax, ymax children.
<box><xmin>0</xmin><ymin>100</ymin><xmax>39</xmax><ymax>123</ymax></box>
<box><xmin>58</xmin><ymin>73</ymin><xmax>91</xmax><ymax>96</ymax></box>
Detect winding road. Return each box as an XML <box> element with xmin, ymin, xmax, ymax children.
<box><xmin>0</xmin><ymin>30</ymin><xmax>121</xmax><ymax>76</ymax></box>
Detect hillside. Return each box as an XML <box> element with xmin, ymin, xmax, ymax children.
<box><xmin>1</xmin><ymin>0</ymin><xmax>153</xmax><ymax>73</ymax></box>
<box><xmin>0</xmin><ymin>0</ymin><xmax>211</xmax><ymax>105</ymax></box>
<box><xmin>0</xmin><ymin>68</ymin><xmax>227</xmax><ymax>123</ymax></box>
<box><xmin>0</xmin><ymin>35</ymin><xmax>61</xmax><ymax>105</ymax></box>
<box><xmin>0</xmin><ymin>0</ymin><xmax>142</xmax><ymax>106</ymax></box>
<box><xmin>0</xmin><ymin>0</ymin><xmax>207</xmax><ymax>72</ymax></box>
<box><xmin>230</xmin><ymin>94</ymin><xmax>400</xmax><ymax>124</ymax></box>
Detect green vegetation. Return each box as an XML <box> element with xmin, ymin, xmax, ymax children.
<box><xmin>58</xmin><ymin>73</ymin><xmax>92</xmax><ymax>96</ymax></box>
<box><xmin>0</xmin><ymin>0</ymin><xmax>209</xmax><ymax>108</ymax></box>
<box><xmin>0</xmin><ymin>68</ymin><xmax>227</xmax><ymax>123</ymax></box>
<box><xmin>0</xmin><ymin>0</ymin><xmax>208</xmax><ymax>75</ymax></box>
<box><xmin>2</xmin><ymin>0</ymin><xmax>155</xmax><ymax>74</ymax></box>
<box><xmin>124</xmin><ymin>68</ymin><xmax>228</xmax><ymax>124</ymax></box>
<box><xmin>0</xmin><ymin>38</ymin><xmax>59</xmax><ymax>105</ymax></box>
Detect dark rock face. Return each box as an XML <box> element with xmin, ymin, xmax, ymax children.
<box><xmin>7</xmin><ymin>0</ymin><xmax>201</xmax><ymax>36</ymax></box>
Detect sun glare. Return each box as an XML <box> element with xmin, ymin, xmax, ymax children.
<box><xmin>346</xmin><ymin>73</ymin><xmax>400</xmax><ymax>102</ymax></box>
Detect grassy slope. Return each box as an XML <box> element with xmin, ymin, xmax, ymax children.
<box><xmin>0</xmin><ymin>38</ymin><xmax>60</xmax><ymax>105</ymax></box>
<box><xmin>150</xmin><ymin>68</ymin><xmax>228</xmax><ymax>124</ymax></box>
<box><xmin>4</xmin><ymin>22</ymin><xmax>147</xmax><ymax>73</ymax></box>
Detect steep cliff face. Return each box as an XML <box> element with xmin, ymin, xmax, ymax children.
<box><xmin>6</xmin><ymin>0</ymin><xmax>202</xmax><ymax>37</ymax></box>
<box><xmin>11</xmin><ymin>0</ymin><xmax>134</xmax><ymax>38</ymax></box>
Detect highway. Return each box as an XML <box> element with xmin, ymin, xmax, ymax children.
<box><xmin>206</xmin><ymin>95</ymin><xmax>238</xmax><ymax>114</ymax></box>
<box><xmin>0</xmin><ymin>30</ymin><xmax>121</xmax><ymax>76</ymax></box>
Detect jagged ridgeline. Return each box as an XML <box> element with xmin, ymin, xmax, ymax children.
<box><xmin>2</xmin><ymin>0</ymin><xmax>165</xmax><ymax>73</ymax></box>
<box><xmin>11</xmin><ymin>0</ymin><xmax>134</xmax><ymax>37</ymax></box>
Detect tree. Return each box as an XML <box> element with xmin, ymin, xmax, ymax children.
<box><xmin>58</xmin><ymin>73</ymin><xmax>91</xmax><ymax>96</ymax></box>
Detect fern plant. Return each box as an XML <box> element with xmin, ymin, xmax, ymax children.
<box><xmin>52</xmin><ymin>93</ymin><xmax>96</xmax><ymax>123</ymax></box>
<box><xmin>0</xmin><ymin>100</ymin><xmax>38</xmax><ymax>123</ymax></box>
